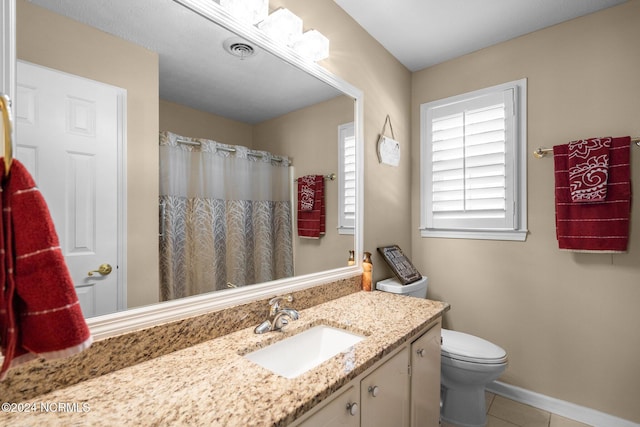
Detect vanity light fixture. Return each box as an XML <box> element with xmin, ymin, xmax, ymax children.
<box><xmin>293</xmin><ymin>29</ymin><xmax>330</xmax><ymax>62</ymax></box>
<box><xmin>257</xmin><ymin>7</ymin><xmax>303</xmax><ymax>47</ymax></box>
<box><xmin>256</xmin><ymin>8</ymin><xmax>330</xmax><ymax>62</ymax></box>
<box><xmin>218</xmin><ymin>0</ymin><xmax>268</xmax><ymax>25</ymax></box>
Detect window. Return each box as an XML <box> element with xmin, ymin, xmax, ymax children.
<box><xmin>420</xmin><ymin>79</ymin><xmax>527</xmax><ymax>241</ymax></box>
<box><xmin>338</xmin><ymin>122</ymin><xmax>356</xmax><ymax>234</ymax></box>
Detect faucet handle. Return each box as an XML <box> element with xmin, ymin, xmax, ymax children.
<box><xmin>254</xmin><ymin>320</ymin><xmax>272</xmax><ymax>334</ymax></box>
<box><xmin>273</xmin><ymin>315</ymin><xmax>289</xmax><ymax>330</ymax></box>
<box><xmin>269</xmin><ymin>294</ymin><xmax>293</xmax><ymax>316</ymax></box>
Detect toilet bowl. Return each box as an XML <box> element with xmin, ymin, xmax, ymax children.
<box><xmin>376</xmin><ymin>276</ymin><xmax>508</xmax><ymax>427</ymax></box>
<box><xmin>440</xmin><ymin>329</ymin><xmax>507</xmax><ymax>427</ymax></box>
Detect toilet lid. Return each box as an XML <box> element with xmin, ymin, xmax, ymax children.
<box><xmin>441</xmin><ymin>329</ymin><xmax>507</xmax><ymax>364</ymax></box>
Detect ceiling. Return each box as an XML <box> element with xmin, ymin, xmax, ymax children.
<box><xmin>333</xmin><ymin>0</ymin><xmax>627</xmax><ymax>72</ymax></box>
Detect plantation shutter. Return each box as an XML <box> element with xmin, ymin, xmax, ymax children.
<box><xmin>339</xmin><ymin>123</ymin><xmax>356</xmax><ymax>231</ymax></box>
<box><xmin>425</xmin><ymin>89</ymin><xmax>515</xmax><ymax>230</ymax></box>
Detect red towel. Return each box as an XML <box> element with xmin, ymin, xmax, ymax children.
<box><xmin>0</xmin><ymin>160</ymin><xmax>92</xmax><ymax>380</ymax></box>
<box><xmin>554</xmin><ymin>136</ymin><xmax>631</xmax><ymax>252</ymax></box>
<box><xmin>568</xmin><ymin>137</ymin><xmax>611</xmax><ymax>202</ymax></box>
<box><xmin>299</xmin><ymin>175</ymin><xmax>316</xmax><ymax>211</ymax></box>
<box><xmin>297</xmin><ymin>175</ymin><xmax>325</xmax><ymax>239</ymax></box>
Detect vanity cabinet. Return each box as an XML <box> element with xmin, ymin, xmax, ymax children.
<box><xmin>295</xmin><ymin>319</ymin><xmax>441</xmax><ymax>427</ymax></box>
<box><xmin>361</xmin><ymin>347</ymin><xmax>410</xmax><ymax>427</ymax></box>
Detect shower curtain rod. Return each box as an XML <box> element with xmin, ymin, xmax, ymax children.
<box><xmin>177</xmin><ymin>138</ymin><xmax>284</xmax><ymax>162</ymax></box>
<box><xmin>533</xmin><ymin>137</ymin><xmax>640</xmax><ymax>158</ymax></box>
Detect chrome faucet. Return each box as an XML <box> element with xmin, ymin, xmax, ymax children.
<box><xmin>254</xmin><ymin>294</ymin><xmax>300</xmax><ymax>334</ymax></box>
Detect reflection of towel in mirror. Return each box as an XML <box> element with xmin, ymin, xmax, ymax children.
<box><xmin>297</xmin><ymin>175</ymin><xmax>325</xmax><ymax>239</ymax></box>
<box><xmin>568</xmin><ymin>137</ymin><xmax>611</xmax><ymax>202</ymax></box>
<box><xmin>299</xmin><ymin>175</ymin><xmax>316</xmax><ymax>211</ymax></box>
<box><xmin>553</xmin><ymin>136</ymin><xmax>631</xmax><ymax>252</ymax></box>
<box><xmin>0</xmin><ymin>160</ymin><xmax>92</xmax><ymax>381</ymax></box>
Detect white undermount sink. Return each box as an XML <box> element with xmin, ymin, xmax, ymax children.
<box><xmin>244</xmin><ymin>325</ymin><xmax>364</xmax><ymax>379</ymax></box>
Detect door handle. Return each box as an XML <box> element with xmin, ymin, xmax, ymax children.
<box><xmin>88</xmin><ymin>264</ymin><xmax>113</xmax><ymax>276</ymax></box>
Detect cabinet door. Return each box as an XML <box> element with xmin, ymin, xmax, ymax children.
<box><xmin>410</xmin><ymin>323</ymin><xmax>442</xmax><ymax>427</ymax></box>
<box><xmin>298</xmin><ymin>384</ymin><xmax>360</xmax><ymax>427</ymax></box>
<box><xmin>361</xmin><ymin>347</ymin><xmax>410</xmax><ymax>427</ymax></box>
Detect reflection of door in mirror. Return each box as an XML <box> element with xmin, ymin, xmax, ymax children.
<box><xmin>16</xmin><ymin>0</ymin><xmax>159</xmax><ymax>316</ymax></box>
<box><xmin>16</xmin><ymin>61</ymin><xmax>125</xmax><ymax>318</ymax></box>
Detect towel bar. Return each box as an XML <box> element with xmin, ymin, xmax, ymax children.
<box><xmin>294</xmin><ymin>173</ymin><xmax>336</xmax><ymax>182</ymax></box>
<box><xmin>533</xmin><ymin>137</ymin><xmax>640</xmax><ymax>158</ymax></box>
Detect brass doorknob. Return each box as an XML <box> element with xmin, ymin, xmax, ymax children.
<box><xmin>88</xmin><ymin>264</ymin><xmax>113</xmax><ymax>276</ymax></box>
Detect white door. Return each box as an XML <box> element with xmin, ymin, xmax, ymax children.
<box><xmin>15</xmin><ymin>61</ymin><xmax>125</xmax><ymax>318</ymax></box>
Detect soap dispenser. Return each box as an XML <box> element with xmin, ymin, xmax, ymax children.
<box><xmin>362</xmin><ymin>251</ymin><xmax>373</xmax><ymax>291</ymax></box>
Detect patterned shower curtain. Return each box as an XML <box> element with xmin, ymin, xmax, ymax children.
<box><xmin>159</xmin><ymin>131</ymin><xmax>293</xmax><ymax>301</ymax></box>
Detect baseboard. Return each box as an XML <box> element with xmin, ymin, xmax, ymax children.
<box><xmin>486</xmin><ymin>381</ymin><xmax>640</xmax><ymax>427</ymax></box>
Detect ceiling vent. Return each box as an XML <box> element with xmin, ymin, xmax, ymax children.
<box><xmin>223</xmin><ymin>37</ymin><xmax>257</xmax><ymax>60</ymax></box>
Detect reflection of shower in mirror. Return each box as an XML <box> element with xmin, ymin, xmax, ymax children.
<box><xmin>159</xmin><ymin>131</ymin><xmax>293</xmax><ymax>300</ymax></box>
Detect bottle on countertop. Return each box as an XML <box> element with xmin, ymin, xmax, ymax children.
<box><xmin>362</xmin><ymin>251</ymin><xmax>373</xmax><ymax>291</ymax></box>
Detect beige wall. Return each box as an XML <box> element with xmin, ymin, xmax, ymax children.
<box><xmin>159</xmin><ymin>99</ymin><xmax>253</xmax><ymax>147</ymax></box>
<box><xmin>254</xmin><ymin>95</ymin><xmax>354</xmax><ymax>275</ymax></box>
<box><xmin>16</xmin><ymin>0</ymin><xmax>159</xmax><ymax>308</ymax></box>
<box><xmin>273</xmin><ymin>0</ymin><xmax>413</xmax><ymax>282</ymax></box>
<box><xmin>411</xmin><ymin>1</ymin><xmax>640</xmax><ymax>422</ymax></box>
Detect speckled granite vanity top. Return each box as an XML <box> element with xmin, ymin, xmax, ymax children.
<box><xmin>1</xmin><ymin>291</ymin><xmax>448</xmax><ymax>426</ymax></box>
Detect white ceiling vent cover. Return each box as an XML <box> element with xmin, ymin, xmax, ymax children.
<box><xmin>223</xmin><ymin>37</ymin><xmax>257</xmax><ymax>60</ymax></box>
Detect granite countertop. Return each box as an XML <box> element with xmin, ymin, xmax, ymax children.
<box><xmin>1</xmin><ymin>291</ymin><xmax>448</xmax><ymax>426</ymax></box>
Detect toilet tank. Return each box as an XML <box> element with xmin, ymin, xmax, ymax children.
<box><xmin>376</xmin><ymin>276</ymin><xmax>428</xmax><ymax>298</ymax></box>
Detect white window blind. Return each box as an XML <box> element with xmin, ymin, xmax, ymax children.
<box><xmin>420</xmin><ymin>80</ymin><xmax>527</xmax><ymax>240</ymax></box>
<box><xmin>338</xmin><ymin>122</ymin><xmax>355</xmax><ymax>234</ymax></box>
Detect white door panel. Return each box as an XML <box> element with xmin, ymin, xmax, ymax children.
<box><xmin>16</xmin><ymin>61</ymin><xmax>124</xmax><ymax>317</ymax></box>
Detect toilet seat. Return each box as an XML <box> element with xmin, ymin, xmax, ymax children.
<box><xmin>441</xmin><ymin>329</ymin><xmax>507</xmax><ymax>364</ymax></box>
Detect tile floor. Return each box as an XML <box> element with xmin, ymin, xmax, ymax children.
<box><xmin>441</xmin><ymin>392</ymin><xmax>593</xmax><ymax>427</ymax></box>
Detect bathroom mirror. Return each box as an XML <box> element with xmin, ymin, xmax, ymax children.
<box><xmin>2</xmin><ymin>0</ymin><xmax>363</xmax><ymax>337</ymax></box>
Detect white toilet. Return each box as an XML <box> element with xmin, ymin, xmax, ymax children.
<box><xmin>377</xmin><ymin>277</ymin><xmax>508</xmax><ymax>427</ymax></box>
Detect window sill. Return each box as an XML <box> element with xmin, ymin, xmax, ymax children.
<box><xmin>420</xmin><ymin>228</ymin><xmax>528</xmax><ymax>242</ymax></box>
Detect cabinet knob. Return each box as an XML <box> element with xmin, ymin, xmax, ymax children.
<box><xmin>416</xmin><ymin>348</ymin><xmax>425</xmax><ymax>357</ymax></box>
<box><xmin>346</xmin><ymin>402</ymin><xmax>358</xmax><ymax>416</ymax></box>
<box><xmin>368</xmin><ymin>385</ymin><xmax>379</xmax><ymax>397</ymax></box>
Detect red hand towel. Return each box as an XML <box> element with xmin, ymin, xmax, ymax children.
<box><xmin>0</xmin><ymin>160</ymin><xmax>92</xmax><ymax>380</ymax></box>
<box><xmin>297</xmin><ymin>175</ymin><xmax>325</xmax><ymax>239</ymax></box>
<box><xmin>554</xmin><ymin>136</ymin><xmax>631</xmax><ymax>252</ymax></box>
<box><xmin>299</xmin><ymin>175</ymin><xmax>316</xmax><ymax>211</ymax></box>
<box><xmin>568</xmin><ymin>137</ymin><xmax>611</xmax><ymax>202</ymax></box>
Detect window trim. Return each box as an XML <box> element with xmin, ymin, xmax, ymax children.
<box><xmin>419</xmin><ymin>79</ymin><xmax>528</xmax><ymax>241</ymax></box>
<box><xmin>338</xmin><ymin>121</ymin><xmax>355</xmax><ymax>235</ymax></box>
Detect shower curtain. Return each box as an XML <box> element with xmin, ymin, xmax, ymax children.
<box><xmin>159</xmin><ymin>131</ymin><xmax>293</xmax><ymax>301</ymax></box>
